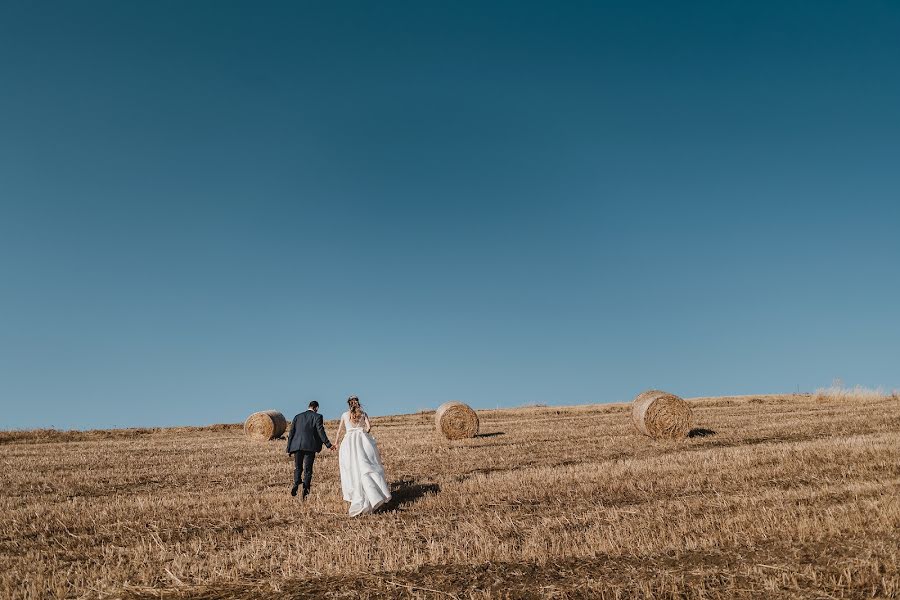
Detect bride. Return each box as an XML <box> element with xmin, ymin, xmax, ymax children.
<box><xmin>334</xmin><ymin>395</ymin><xmax>391</xmax><ymax>516</ymax></box>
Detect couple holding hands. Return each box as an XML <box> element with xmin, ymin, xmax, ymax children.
<box><xmin>286</xmin><ymin>395</ymin><xmax>391</xmax><ymax>517</ymax></box>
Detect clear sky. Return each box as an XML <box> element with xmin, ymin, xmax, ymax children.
<box><xmin>1</xmin><ymin>1</ymin><xmax>898</xmax><ymax>430</ymax></box>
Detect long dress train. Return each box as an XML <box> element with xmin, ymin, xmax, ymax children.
<box><xmin>338</xmin><ymin>411</ymin><xmax>391</xmax><ymax>516</ymax></box>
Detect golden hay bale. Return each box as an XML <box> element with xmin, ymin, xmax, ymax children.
<box><xmin>631</xmin><ymin>390</ymin><xmax>692</xmax><ymax>439</ymax></box>
<box><xmin>434</xmin><ymin>401</ymin><xmax>479</xmax><ymax>440</ymax></box>
<box><xmin>244</xmin><ymin>410</ymin><xmax>287</xmax><ymax>441</ymax></box>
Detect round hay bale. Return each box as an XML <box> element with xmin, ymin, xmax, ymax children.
<box><xmin>631</xmin><ymin>390</ymin><xmax>692</xmax><ymax>439</ymax></box>
<box><xmin>434</xmin><ymin>401</ymin><xmax>479</xmax><ymax>440</ymax></box>
<box><xmin>244</xmin><ymin>410</ymin><xmax>287</xmax><ymax>441</ymax></box>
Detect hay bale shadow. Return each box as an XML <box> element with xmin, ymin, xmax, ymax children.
<box><xmin>382</xmin><ymin>480</ymin><xmax>440</xmax><ymax>512</ymax></box>
<box><xmin>688</xmin><ymin>428</ymin><xmax>717</xmax><ymax>438</ymax></box>
<box><xmin>475</xmin><ymin>432</ymin><xmax>505</xmax><ymax>438</ymax></box>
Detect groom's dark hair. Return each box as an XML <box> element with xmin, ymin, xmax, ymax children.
<box><xmin>308</xmin><ymin>401</ymin><xmax>319</xmax><ymax>410</ymax></box>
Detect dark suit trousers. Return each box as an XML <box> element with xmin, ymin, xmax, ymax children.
<box><xmin>294</xmin><ymin>450</ymin><xmax>316</xmax><ymax>491</ymax></box>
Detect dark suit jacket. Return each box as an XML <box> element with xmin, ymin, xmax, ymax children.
<box><xmin>286</xmin><ymin>410</ymin><xmax>332</xmax><ymax>454</ymax></box>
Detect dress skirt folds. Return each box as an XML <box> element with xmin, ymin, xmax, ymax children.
<box><xmin>339</xmin><ymin>427</ymin><xmax>391</xmax><ymax>516</ymax></box>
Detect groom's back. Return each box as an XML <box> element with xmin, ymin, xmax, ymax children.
<box><xmin>288</xmin><ymin>410</ymin><xmax>324</xmax><ymax>453</ymax></box>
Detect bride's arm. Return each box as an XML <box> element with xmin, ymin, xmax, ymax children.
<box><xmin>363</xmin><ymin>413</ymin><xmax>371</xmax><ymax>433</ymax></box>
<box><xmin>334</xmin><ymin>417</ymin><xmax>345</xmax><ymax>446</ymax></box>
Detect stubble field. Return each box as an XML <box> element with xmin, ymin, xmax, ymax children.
<box><xmin>2</xmin><ymin>392</ymin><xmax>899</xmax><ymax>599</ymax></box>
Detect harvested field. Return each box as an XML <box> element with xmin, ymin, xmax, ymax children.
<box><xmin>1</xmin><ymin>393</ymin><xmax>899</xmax><ymax>599</ymax></box>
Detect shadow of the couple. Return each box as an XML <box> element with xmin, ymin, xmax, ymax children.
<box><xmin>382</xmin><ymin>480</ymin><xmax>440</xmax><ymax>512</ymax></box>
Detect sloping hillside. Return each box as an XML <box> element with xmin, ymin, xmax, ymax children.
<box><xmin>2</xmin><ymin>393</ymin><xmax>899</xmax><ymax>599</ymax></box>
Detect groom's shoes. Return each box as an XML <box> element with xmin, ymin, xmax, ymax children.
<box><xmin>301</xmin><ymin>488</ymin><xmax>310</xmax><ymax>501</ymax></box>
<box><xmin>290</xmin><ymin>484</ymin><xmax>299</xmax><ymax>497</ymax></box>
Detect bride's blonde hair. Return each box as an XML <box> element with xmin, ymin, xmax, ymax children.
<box><xmin>347</xmin><ymin>395</ymin><xmax>363</xmax><ymax>423</ymax></box>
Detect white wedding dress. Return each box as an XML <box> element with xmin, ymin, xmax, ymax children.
<box><xmin>338</xmin><ymin>411</ymin><xmax>391</xmax><ymax>517</ymax></box>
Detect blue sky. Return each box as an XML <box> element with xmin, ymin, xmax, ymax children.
<box><xmin>1</xmin><ymin>1</ymin><xmax>898</xmax><ymax>429</ymax></box>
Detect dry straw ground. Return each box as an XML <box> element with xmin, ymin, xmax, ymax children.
<box><xmin>2</xmin><ymin>392</ymin><xmax>899</xmax><ymax>599</ymax></box>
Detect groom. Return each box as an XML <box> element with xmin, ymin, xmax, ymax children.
<box><xmin>286</xmin><ymin>401</ymin><xmax>335</xmax><ymax>499</ymax></box>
